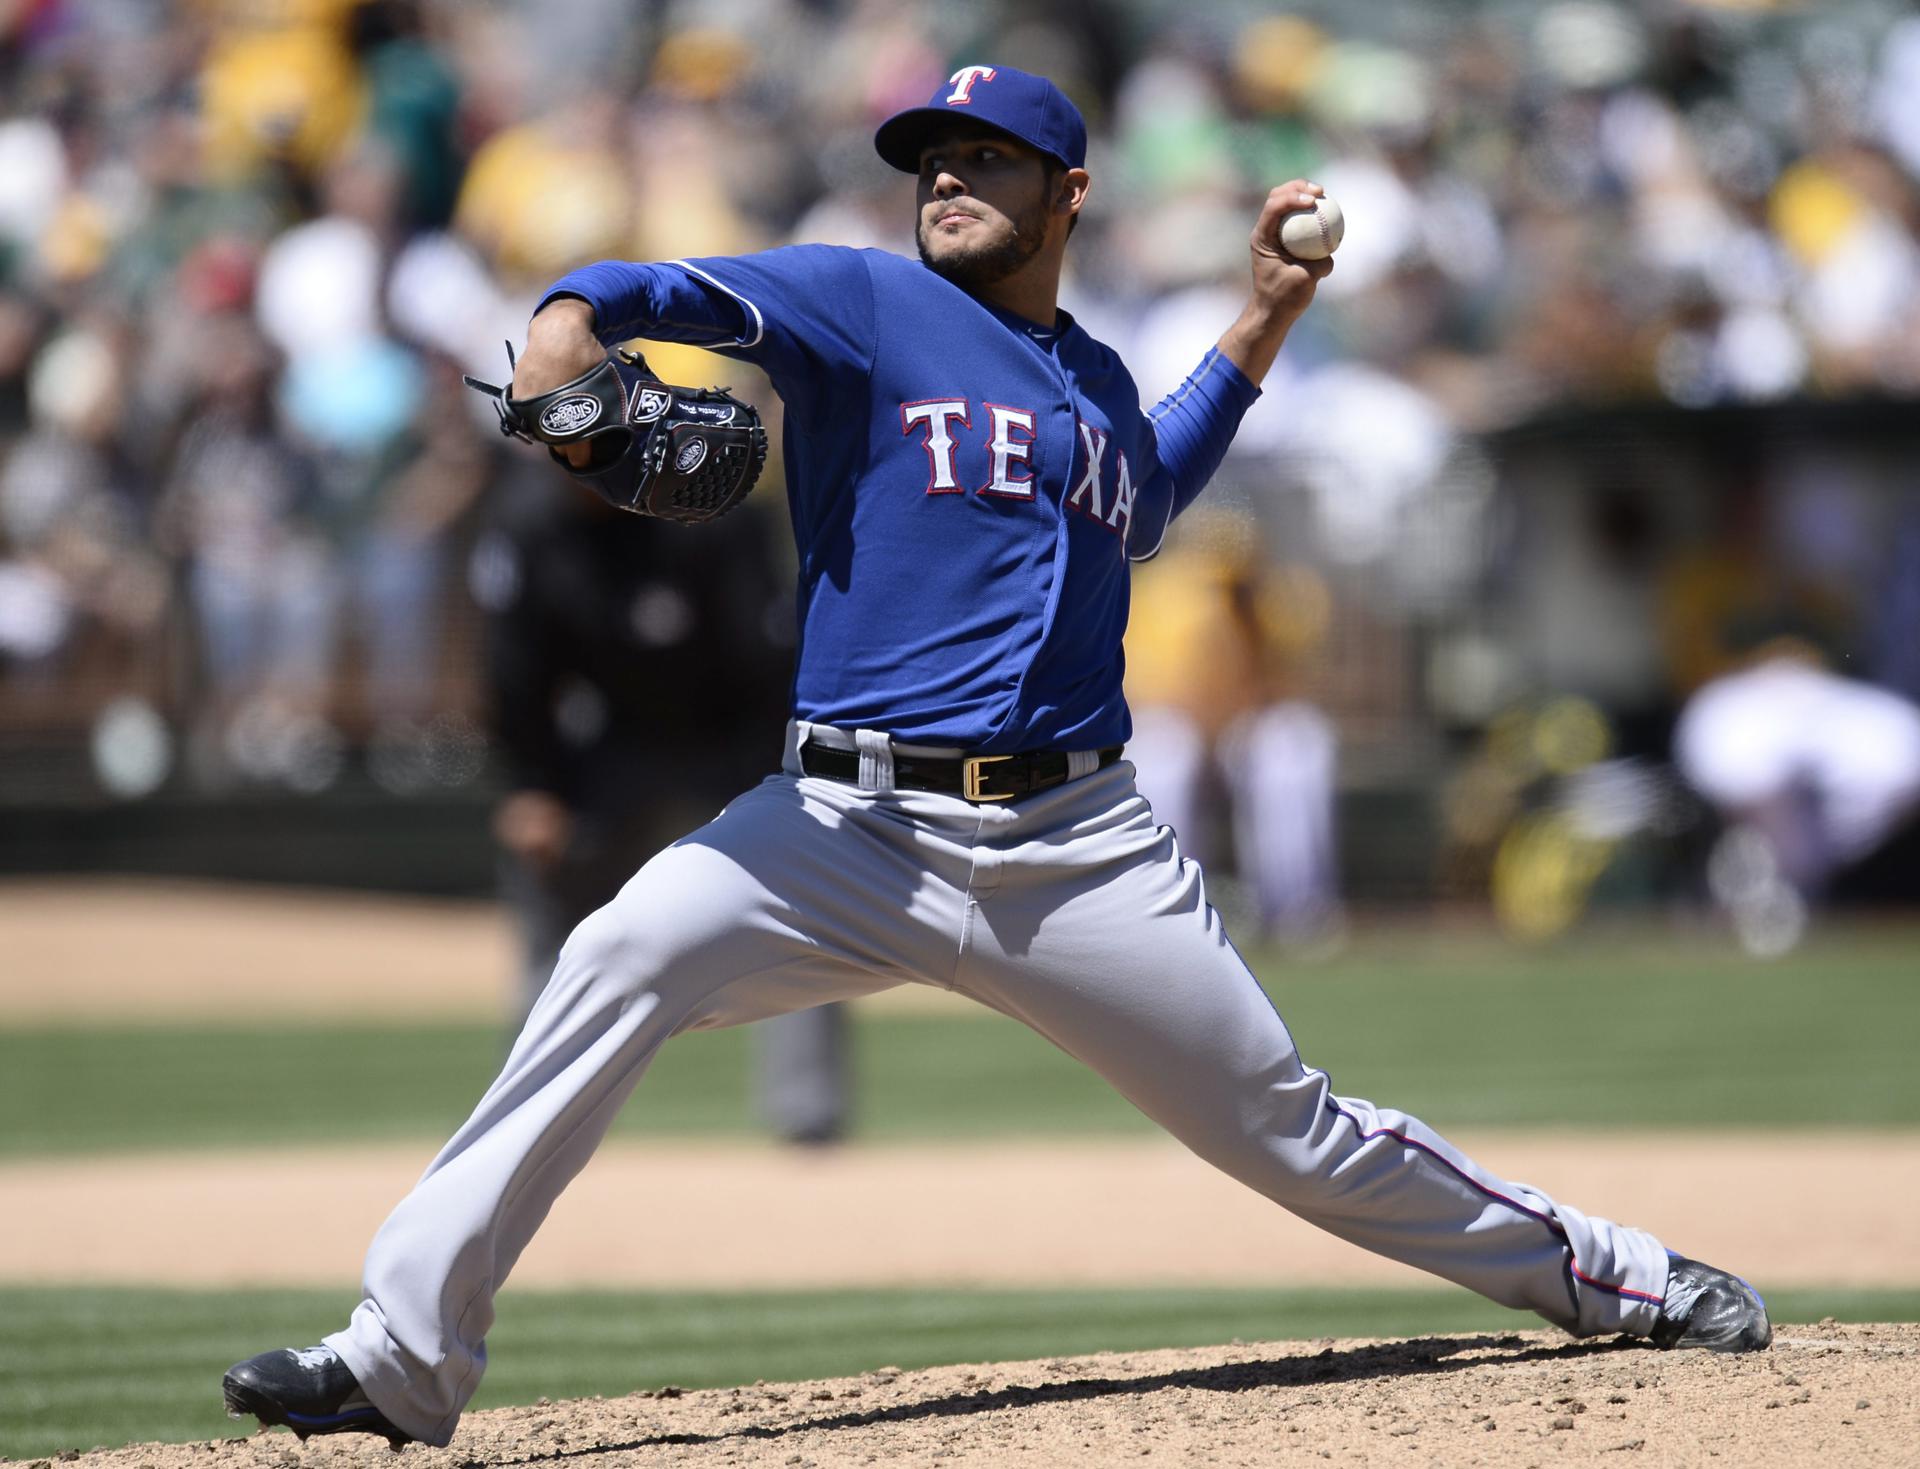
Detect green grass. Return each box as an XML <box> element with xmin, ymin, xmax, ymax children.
<box><xmin>3</xmin><ymin>927</ymin><xmax>1916</xmax><ymax>1155</ymax></box>
<box><xmin>3</xmin><ymin>1283</ymin><xmax>1916</xmax><ymax>1458</ymax></box>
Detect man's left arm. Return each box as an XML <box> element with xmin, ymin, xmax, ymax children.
<box><xmin>1129</xmin><ymin>180</ymin><xmax>1331</xmax><ymax>561</ymax></box>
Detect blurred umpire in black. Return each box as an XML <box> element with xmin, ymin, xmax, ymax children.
<box><xmin>469</xmin><ymin>460</ymin><xmax>850</xmax><ymax>1144</ymax></box>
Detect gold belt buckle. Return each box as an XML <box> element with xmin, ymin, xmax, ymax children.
<box><xmin>962</xmin><ymin>754</ymin><xmax>1016</xmax><ymax>802</ymax></box>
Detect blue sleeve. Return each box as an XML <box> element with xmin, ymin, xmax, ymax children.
<box><xmin>1126</xmin><ymin>346</ymin><xmax>1262</xmax><ymax>562</ymax></box>
<box><xmin>537</xmin><ymin>245</ymin><xmax>876</xmax><ymax>428</ymax></box>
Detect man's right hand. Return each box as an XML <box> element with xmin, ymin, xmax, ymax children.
<box><xmin>513</xmin><ymin>299</ymin><xmax>605</xmax><ymax>467</ymax></box>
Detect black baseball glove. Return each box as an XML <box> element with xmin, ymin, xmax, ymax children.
<box><xmin>463</xmin><ymin>345</ymin><xmax>768</xmax><ymax>525</ymax></box>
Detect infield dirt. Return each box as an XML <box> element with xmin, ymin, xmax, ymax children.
<box><xmin>36</xmin><ymin>1323</ymin><xmax>1920</xmax><ymax>1468</ymax></box>
<box><xmin>6</xmin><ymin>1133</ymin><xmax>1918</xmax><ymax>1289</ymax></box>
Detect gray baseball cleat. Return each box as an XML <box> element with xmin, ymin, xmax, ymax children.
<box><xmin>1649</xmin><ymin>1253</ymin><xmax>1772</xmax><ymax>1351</ymax></box>
<box><xmin>222</xmin><ymin>1345</ymin><xmax>415</xmax><ymax>1449</ymax></box>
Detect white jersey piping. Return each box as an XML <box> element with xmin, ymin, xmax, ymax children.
<box><xmin>667</xmin><ymin>259</ymin><xmax>767</xmax><ymax>348</ymax></box>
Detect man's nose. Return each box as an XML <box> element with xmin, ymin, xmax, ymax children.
<box><xmin>931</xmin><ymin>169</ymin><xmax>968</xmax><ymax>199</ymax></box>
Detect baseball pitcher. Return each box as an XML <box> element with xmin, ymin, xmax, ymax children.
<box><xmin>224</xmin><ymin>65</ymin><xmax>1769</xmax><ymax>1450</ymax></box>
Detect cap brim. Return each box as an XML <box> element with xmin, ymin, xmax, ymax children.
<box><xmin>873</xmin><ymin>108</ymin><xmax>1063</xmax><ymax>173</ymax></box>
<box><xmin>874</xmin><ymin>108</ymin><xmax>963</xmax><ymax>172</ymax></box>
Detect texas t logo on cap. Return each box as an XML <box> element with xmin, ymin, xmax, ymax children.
<box><xmin>946</xmin><ymin>65</ymin><xmax>997</xmax><ymax>103</ymax></box>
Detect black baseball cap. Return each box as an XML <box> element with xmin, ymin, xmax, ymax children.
<box><xmin>875</xmin><ymin>64</ymin><xmax>1087</xmax><ymax>173</ymax></box>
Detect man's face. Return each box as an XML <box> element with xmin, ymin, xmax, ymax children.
<box><xmin>914</xmin><ymin>125</ymin><xmax>1057</xmax><ymax>290</ymax></box>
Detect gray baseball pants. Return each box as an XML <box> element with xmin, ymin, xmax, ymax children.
<box><xmin>327</xmin><ymin>722</ymin><xmax>1670</xmax><ymax>1447</ymax></box>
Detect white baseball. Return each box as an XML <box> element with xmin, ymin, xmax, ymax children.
<box><xmin>1278</xmin><ymin>196</ymin><xmax>1344</xmax><ymax>261</ymax></box>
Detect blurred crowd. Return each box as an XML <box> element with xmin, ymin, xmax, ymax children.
<box><xmin>3</xmin><ymin>0</ymin><xmax>1919</xmax><ymax>925</ymax></box>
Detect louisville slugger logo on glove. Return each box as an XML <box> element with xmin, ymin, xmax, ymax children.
<box><xmin>537</xmin><ymin>396</ymin><xmax>604</xmax><ymax>436</ymax></box>
<box><xmin>463</xmin><ymin>344</ymin><xmax>768</xmax><ymax>526</ymax></box>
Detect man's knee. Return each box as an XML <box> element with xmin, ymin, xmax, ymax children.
<box><xmin>1170</xmin><ymin>1068</ymin><xmax>1371</xmax><ymax>1206</ymax></box>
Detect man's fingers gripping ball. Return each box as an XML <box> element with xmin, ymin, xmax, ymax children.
<box><xmin>1278</xmin><ymin>194</ymin><xmax>1344</xmax><ymax>262</ymax></box>
<box><xmin>463</xmin><ymin>345</ymin><xmax>769</xmax><ymax>526</ymax></box>
<box><xmin>1253</xmin><ymin>181</ymin><xmax>1341</xmax><ymax>276</ymax></box>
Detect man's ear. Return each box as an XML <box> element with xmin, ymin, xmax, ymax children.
<box><xmin>1057</xmin><ymin>167</ymin><xmax>1092</xmax><ymax>218</ymax></box>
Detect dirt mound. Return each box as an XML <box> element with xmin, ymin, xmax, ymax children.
<box><xmin>46</xmin><ymin>1323</ymin><xmax>1919</xmax><ymax>1468</ymax></box>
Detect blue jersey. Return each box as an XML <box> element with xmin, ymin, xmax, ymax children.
<box><xmin>543</xmin><ymin>245</ymin><xmax>1258</xmax><ymax>753</ymax></box>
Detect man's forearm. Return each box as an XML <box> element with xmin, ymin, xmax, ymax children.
<box><xmin>514</xmin><ymin>297</ymin><xmax>604</xmax><ymax>399</ymax></box>
<box><xmin>1216</xmin><ymin>301</ymin><xmax>1294</xmax><ymax>388</ymax></box>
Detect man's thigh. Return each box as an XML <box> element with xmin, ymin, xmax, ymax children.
<box><xmin>541</xmin><ymin>772</ymin><xmax>969</xmax><ymax>1034</ymax></box>
<box><xmin>956</xmin><ymin>789</ymin><xmax>1309</xmax><ymax>1162</ymax></box>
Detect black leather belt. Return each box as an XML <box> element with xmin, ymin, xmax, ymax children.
<box><xmin>800</xmin><ymin>742</ymin><xmax>1123</xmax><ymax>803</ymax></box>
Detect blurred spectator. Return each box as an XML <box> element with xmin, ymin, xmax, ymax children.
<box><xmin>156</xmin><ymin>313</ymin><xmax>338</xmax><ymax>788</ymax></box>
<box><xmin>454</xmin><ymin>91</ymin><xmax>635</xmax><ymax>288</ymax></box>
<box><xmin>0</xmin><ymin>311</ymin><xmax>161</xmax><ymax>672</ymax></box>
<box><xmin>257</xmin><ymin>140</ymin><xmax>484</xmax><ymax>757</ymax></box>
<box><xmin>198</xmin><ymin>0</ymin><xmax>366</xmax><ymax>183</ymax></box>
<box><xmin>1676</xmin><ymin>640</ymin><xmax>1920</xmax><ymax>954</ymax></box>
<box><xmin>1126</xmin><ymin>514</ymin><xmax>1342</xmax><ymax>948</ymax></box>
<box><xmin>1658</xmin><ymin>473</ymin><xmax>1850</xmax><ymax>698</ymax></box>
<box><xmin>348</xmin><ymin>0</ymin><xmax>464</xmax><ymax>231</ymax></box>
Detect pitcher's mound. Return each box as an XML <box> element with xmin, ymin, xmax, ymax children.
<box><xmin>71</xmin><ymin>1322</ymin><xmax>1920</xmax><ymax>1468</ymax></box>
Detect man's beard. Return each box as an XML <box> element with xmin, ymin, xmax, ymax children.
<box><xmin>917</xmin><ymin>195</ymin><xmax>1049</xmax><ymax>291</ymax></box>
